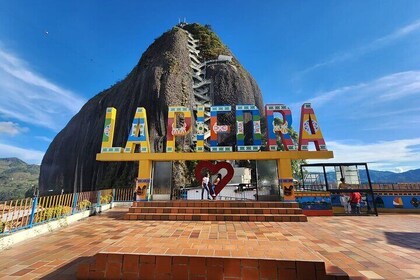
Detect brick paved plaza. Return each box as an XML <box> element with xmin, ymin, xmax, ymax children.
<box><xmin>0</xmin><ymin>207</ymin><xmax>419</xmax><ymax>279</ymax></box>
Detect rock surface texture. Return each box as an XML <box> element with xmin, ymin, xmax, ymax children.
<box><xmin>39</xmin><ymin>24</ymin><xmax>264</xmax><ymax>194</ymax></box>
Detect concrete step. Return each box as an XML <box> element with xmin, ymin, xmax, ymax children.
<box><xmin>325</xmin><ymin>264</ymin><xmax>351</xmax><ymax>279</ymax></box>
<box><xmin>77</xmin><ymin>253</ymin><xmax>349</xmax><ymax>279</ymax></box>
<box><xmin>125</xmin><ymin>201</ymin><xmax>306</xmax><ymax>222</ymax></box>
<box><xmin>124</xmin><ymin>212</ymin><xmax>307</xmax><ymax>222</ymax></box>
<box><xmin>132</xmin><ymin>201</ymin><xmax>300</xmax><ymax>209</ymax></box>
<box><xmin>128</xmin><ymin>207</ymin><xmax>303</xmax><ymax>215</ymax></box>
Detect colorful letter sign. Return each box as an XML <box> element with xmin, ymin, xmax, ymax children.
<box><xmin>195</xmin><ymin>105</ymin><xmax>205</xmax><ymax>152</ymax></box>
<box><xmin>101</xmin><ymin>107</ymin><xmax>151</xmax><ymax>153</ymax></box>
<box><xmin>166</xmin><ymin>106</ymin><xmax>192</xmax><ymax>152</ymax></box>
<box><xmin>101</xmin><ymin>107</ymin><xmax>122</xmax><ymax>153</ymax></box>
<box><xmin>236</xmin><ymin>105</ymin><xmax>262</xmax><ymax>152</ymax></box>
<box><xmin>101</xmin><ymin>103</ymin><xmax>328</xmax><ymax>154</ymax></box>
<box><xmin>210</xmin><ymin>106</ymin><xmax>232</xmax><ymax>152</ymax></box>
<box><xmin>265</xmin><ymin>104</ymin><xmax>296</xmax><ymax>151</ymax></box>
<box><xmin>98</xmin><ymin>102</ymin><xmax>332</xmax><ymax>203</ymax></box>
<box><xmin>298</xmin><ymin>103</ymin><xmax>327</xmax><ymax>151</ymax></box>
<box><xmin>125</xmin><ymin>107</ymin><xmax>151</xmax><ymax>153</ymax></box>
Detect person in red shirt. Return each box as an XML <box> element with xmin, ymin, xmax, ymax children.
<box><xmin>349</xmin><ymin>191</ymin><xmax>362</xmax><ymax>214</ymax></box>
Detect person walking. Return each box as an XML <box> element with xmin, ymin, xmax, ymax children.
<box><xmin>201</xmin><ymin>173</ymin><xmax>211</xmax><ymax>200</ymax></box>
<box><xmin>211</xmin><ymin>173</ymin><xmax>222</xmax><ymax>199</ymax></box>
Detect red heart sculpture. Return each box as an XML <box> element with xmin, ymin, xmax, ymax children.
<box><xmin>195</xmin><ymin>161</ymin><xmax>234</xmax><ymax>196</ymax></box>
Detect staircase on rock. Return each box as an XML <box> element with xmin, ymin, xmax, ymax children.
<box><xmin>180</xmin><ymin>27</ymin><xmax>232</xmax><ymax>151</ymax></box>
<box><xmin>124</xmin><ymin>201</ymin><xmax>308</xmax><ymax>222</ymax></box>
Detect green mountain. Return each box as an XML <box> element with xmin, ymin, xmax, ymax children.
<box><xmin>365</xmin><ymin>169</ymin><xmax>420</xmax><ymax>183</ymax></box>
<box><xmin>320</xmin><ymin>169</ymin><xmax>420</xmax><ymax>184</ymax></box>
<box><xmin>0</xmin><ymin>158</ymin><xmax>39</xmax><ymax>201</ymax></box>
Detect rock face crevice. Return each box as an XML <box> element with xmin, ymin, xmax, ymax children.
<box><xmin>39</xmin><ymin>24</ymin><xmax>264</xmax><ymax>194</ymax></box>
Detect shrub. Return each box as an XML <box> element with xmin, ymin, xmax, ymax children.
<box><xmin>54</xmin><ymin>205</ymin><xmax>72</xmax><ymax>217</ymax></box>
<box><xmin>44</xmin><ymin>208</ymin><xmax>55</xmax><ymax>220</ymax></box>
<box><xmin>100</xmin><ymin>194</ymin><xmax>113</xmax><ymax>204</ymax></box>
<box><xmin>182</xmin><ymin>23</ymin><xmax>230</xmax><ymax>61</ymax></box>
<box><xmin>79</xmin><ymin>200</ymin><xmax>92</xmax><ymax>210</ymax></box>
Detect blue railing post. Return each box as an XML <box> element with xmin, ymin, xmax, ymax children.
<box><xmin>97</xmin><ymin>190</ymin><xmax>102</xmax><ymax>206</ymax></box>
<box><xmin>112</xmin><ymin>189</ymin><xmax>116</xmax><ymax>203</ymax></box>
<box><xmin>72</xmin><ymin>193</ymin><xmax>79</xmax><ymax>215</ymax></box>
<box><xmin>28</xmin><ymin>196</ymin><xmax>38</xmax><ymax>228</ymax></box>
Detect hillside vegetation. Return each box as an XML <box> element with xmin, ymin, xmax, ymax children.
<box><xmin>0</xmin><ymin>158</ymin><xmax>39</xmax><ymax>201</ymax></box>
<box><xmin>182</xmin><ymin>23</ymin><xmax>230</xmax><ymax>61</ymax></box>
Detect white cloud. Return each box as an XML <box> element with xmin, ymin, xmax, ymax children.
<box><xmin>293</xmin><ymin>71</ymin><xmax>420</xmax><ymax>172</ymax></box>
<box><xmin>0</xmin><ymin>143</ymin><xmax>44</xmax><ymax>164</ymax></box>
<box><xmin>293</xmin><ymin>71</ymin><xmax>420</xmax><ymax>109</ymax></box>
<box><xmin>312</xmin><ymin>138</ymin><xmax>420</xmax><ymax>172</ymax></box>
<box><xmin>294</xmin><ymin>83</ymin><xmax>365</xmax><ymax>108</ymax></box>
<box><xmin>361</xmin><ymin>116</ymin><xmax>420</xmax><ymax>131</ymax></box>
<box><xmin>356</xmin><ymin>106</ymin><xmax>420</xmax><ymax>119</ymax></box>
<box><xmin>0</xmin><ymin>121</ymin><xmax>29</xmax><ymax>136</ymax></box>
<box><xmin>35</xmin><ymin>136</ymin><xmax>52</xmax><ymax>142</ymax></box>
<box><xmin>301</xmin><ymin>19</ymin><xmax>420</xmax><ymax>74</ymax></box>
<box><xmin>0</xmin><ymin>47</ymin><xmax>86</xmax><ymax>131</ymax></box>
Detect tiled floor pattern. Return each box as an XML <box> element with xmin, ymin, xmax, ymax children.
<box><xmin>0</xmin><ymin>207</ymin><xmax>419</xmax><ymax>279</ymax></box>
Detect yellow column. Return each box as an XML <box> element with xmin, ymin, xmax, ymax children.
<box><xmin>135</xmin><ymin>160</ymin><xmax>152</xmax><ymax>201</ymax></box>
<box><xmin>277</xmin><ymin>158</ymin><xmax>295</xmax><ymax>201</ymax></box>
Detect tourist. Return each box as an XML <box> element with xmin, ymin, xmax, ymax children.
<box><xmin>349</xmin><ymin>190</ymin><xmax>362</xmax><ymax>215</ymax></box>
<box><xmin>201</xmin><ymin>173</ymin><xmax>211</xmax><ymax>200</ymax></box>
<box><xmin>132</xmin><ymin>186</ymin><xmax>138</xmax><ymax>201</ymax></box>
<box><xmin>212</xmin><ymin>173</ymin><xmax>222</xmax><ymax>199</ymax></box>
<box><xmin>338</xmin><ymin>178</ymin><xmax>351</xmax><ymax>214</ymax></box>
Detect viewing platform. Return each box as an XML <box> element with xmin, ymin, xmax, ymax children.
<box><xmin>1</xmin><ymin>206</ymin><xmax>419</xmax><ymax>279</ymax></box>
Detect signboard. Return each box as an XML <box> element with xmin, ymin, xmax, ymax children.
<box><xmin>97</xmin><ymin>103</ymin><xmax>333</xmax><ymax>201</ymax></box>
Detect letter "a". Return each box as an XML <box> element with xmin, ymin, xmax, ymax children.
<box><xmin>124</xmin><ymin>107</ymin><xmax>151</xmax><ymax>153</ymax></box>
<box><xmin>298</xmin><ymin>103</ymin><xmax>327</xmax><ymax>151</ymax></box>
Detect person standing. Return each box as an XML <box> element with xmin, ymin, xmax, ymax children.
<box><xmin>212</xmin><ymin>173</ymin><xmax>222</xmax><ymax>199</ymax></box>
<box><xmin>201</xmin><ymin>173</ymin><xmax>211</xmax><ymax>200</ymax></box>
<box><xmin>349</xmin><ymin>191</ymin><xmax>362</xmax><ymax>214</ymax></box>
<box><xmin>338</xmin><ymin>178</ymin><xmax>351</xmax><ymax>214</ymax></box>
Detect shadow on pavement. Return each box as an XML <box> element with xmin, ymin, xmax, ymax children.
<box><xmin>384</xmin><ymin>232</ymin><xmax>420</xmax><ymax>250</ymax></box>
<box><xmin>40</xmin><ymin>256</ymin><xmax>93</xmax><ymax>280</ymax></box>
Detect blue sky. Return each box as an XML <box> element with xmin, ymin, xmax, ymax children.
<box><xmin>1</xmin><ymin>1</ymin><xmax>420</xmax><ymax>172</ymax></box>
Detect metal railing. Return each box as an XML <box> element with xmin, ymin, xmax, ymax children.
<box><xmin>0</xmin><ymin>198</ymin><xmax>33</xmax><ymax>233</ymax></box>
<box><xmin>297</xmin><ymin>183</ymin><xmax>420</xmax><ymax>192</ymax></box>
<box><xmin>371</xmin><ymin>183</ymin><xmax>420</xmax><ymax>191</ymax></box>
<box><xmin>0</xmin><ymin>188</ymin><xmax>113</xmax><ymax>235</ymax></box>
<box><xmin>178</xmin><ymin>186</ymin><xmax>257</xmax><ymax>201</ymax></box>
<box><xmin>113</xmin><ymin>188</ymin><xmax>134</xmax><ymax>202</ymax></box>
<box><xmin>4</xmin><ymin>182</ymin><xmax>417</xmax><ymax>235</ymax></box>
